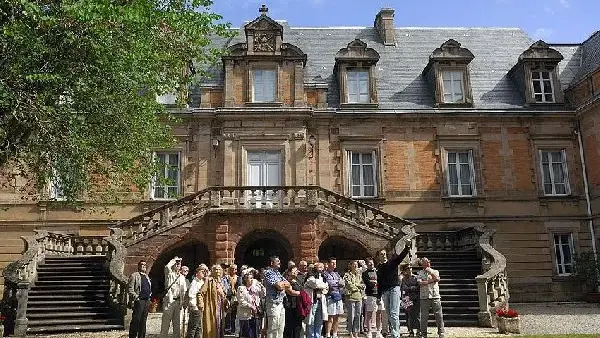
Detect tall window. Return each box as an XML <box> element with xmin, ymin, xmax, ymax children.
<box><xmin>531</xmin><ymin>64</ymin><xmax>554</xmax><ymax>103</ymax></box>
<box><xmin>347</xmin><ymin>70</ymin><xmax>370</xmax><ymax>103</ymax></box>
<box><xmin>348</xmin><ymin>150</ymin><xmax>377</xmax><ymax>197</ymax></box>
<box><xmin>446</xmin><ymin>150</ymin><xmax>476</xmax><ymax>197</ymax></box>
<box><xmin>553</xmin><ymin>233</ymin><xmax>574</xmax><ymax>275</ymax></box>
<box><xmin>253</xmin><ymin>69</ymin><xmax>276</xmax><ymax>102</ymax></box>
<box><xmin>49</xmin><ymin>173</ymin><xmax>65</xmax><ymax>200</ymax></box>
<box><xmin>442</xmin><ymin>70</ymin><xmax>464</xmax><ymax>103</ymax></box>
<box><xmin>540</xmin><ymin>150</ymin><xmax>569</xmax><ymax>195</ymax></box>
<box><xmin>151</xmin><ymin>152</ymin><xmax>180</xmax><ymax>200</ymax></box>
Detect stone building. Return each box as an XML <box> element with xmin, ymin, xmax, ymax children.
<box><xmin>2</xmin><ymin>6</ymin><xmax>600</xmax><ymax>333</ymax></box>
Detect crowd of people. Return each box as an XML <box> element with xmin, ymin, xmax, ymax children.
<box><xmin>126</xmin><ymin>242</ymin><xmax>446</xmax><ymax>338</ymax></box>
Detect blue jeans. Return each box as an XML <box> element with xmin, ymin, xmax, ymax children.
<box><xmin>382</xmin><ymin>286</ymin><xmax>401</xmax><ymax>338</ymax></box>
<box><xmin>306</xmin><ymin>299</ymin><xmax>324</xmax><ymax>338</ymax></box>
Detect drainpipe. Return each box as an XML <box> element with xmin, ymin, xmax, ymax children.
<box><xmin>575</xmin><ymin>120</ymin><xmax>600</xmax><ymax>292</ymax></box>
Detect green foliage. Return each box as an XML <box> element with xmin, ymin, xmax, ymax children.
<box><xmin>573</xmin><ymin>251</ymin><xmax>600</xmax><ymax>290</ymax></box>
<box><xmin>0</xmin><ymin>0</ymin><xmax>234</xmax><ymax>203</ymax></box>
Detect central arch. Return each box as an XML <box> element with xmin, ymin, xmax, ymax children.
<box><xmin>318</xmin><ymin>235</ymin><xmax>370</xmax><ymax>272</ymax></box>
<box><xmin>235</xmin><ymin>229</ymin><xmax>293</xmax><ymax>270</ymax></box>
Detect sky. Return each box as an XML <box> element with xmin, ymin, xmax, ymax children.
<box><xmin>210</xmin><ymin>0</ymin><xmax>598</xmax><ymax>44</ymax></box>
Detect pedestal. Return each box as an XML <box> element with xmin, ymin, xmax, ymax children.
<box><xmin>497</xmin><ymin>316</ymin><xmax>521</xmax><ymax>334</ymax></box>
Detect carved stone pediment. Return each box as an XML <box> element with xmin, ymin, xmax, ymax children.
<box><xmin>244</xmin><ymin>13</ymin><xmax>283</xmax><ymax>33</ymax></box>
<box><xmin>335</xmin><ymin>39</ymin><xmax>380</xmax><ymax>64</ymax></box>
<box><xmin>518</xmin><ymin>40</ymin><xmax>564</xmax><ymax>63</ymax></box>
<box><xmin>253</xmin><ymin>32</ymin><xmax>276</xmax><ymax>52</ymax></box>
<box><xmin>430</xmin><ymin>39</ymin><xmax>475</xmax><ymax>63</ymax></box>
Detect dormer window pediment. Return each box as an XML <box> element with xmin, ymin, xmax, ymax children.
<box><xmin>510</xmin><ymin>40</ymin><xmax>565</xmax><ymax>105</ymax></box>
<box><xmin>335</xmin><ymin>39</ymin><xmax>380</xmax><ymax>109</ymax></box>
<box><xmin>423</xmin><ymin>39</ymin><xmax>474</xmax><ymax>107</ymax></box>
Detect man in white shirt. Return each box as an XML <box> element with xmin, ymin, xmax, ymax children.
<box><xmin>417</xmin><ymin>258</ymin><xmax>445</xmax><ymax>338</ymax></box>
<box><xmin>186</xmin><ymin>264</ymin><xmax>208</xmax><ymax>338</ymax></box>
<box><xmin>160</xmin><ymin>257</ymin><xmax>188</xmax><ymax>338</ymax></box>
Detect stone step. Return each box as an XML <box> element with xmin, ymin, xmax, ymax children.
<box><xmin>37</xmin><ymin>266</ymin><xmax>105</xmax><ymax>272</ymax></box>
<box><xmin>32</xmin><ymin>283</ymin><xmax>109</xmax><ymax>291</ymax></box>
<box><xmin>28</xmin><ymin>293</ymin><xmax>108</xmax><ymax>300</ymax></box>
<box><xmin>27</xmin><ymin>323</ymin><xmax>124</xmax><ymax>334</ymax></box>
<box><xmin>35</xmin><ymin>278</ymin><xmax>109</xmax><ymax>285</ymax></box>
<box><xmin>28</xmin><ymin>299</ymin><xmax>110</xmax><ymax>307</ymax></box>
<box><xmin>28</xmin><ymin>305</ymin><xmax>111</xmax><ymax>313</ymax></box>
<box><xmin>35</xmin><ymin>274</ymin><xmax>107</xmax><ymax>280</ymax></box>
<box><xmin>28</xmin><ymin>311</ymin><xmax>112</xmax><ymax>319</ymax></box>
<box><xmin>29</xmin><ymin>288</ymin><xmax>109</xmax><ymax>295</ymax></box>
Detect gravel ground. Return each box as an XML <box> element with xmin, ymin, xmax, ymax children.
<box><xmin>31</xmin><ymin>302</ymin><xmax>600</xmax><ymax>337</ymax></box>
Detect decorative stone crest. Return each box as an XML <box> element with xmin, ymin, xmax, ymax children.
<box><xmin>254</xmin><ymin>32</ymin><xmax>276</xmax><ymax>52</ymax></box>
<box><xmin>429</xmin><ymin>39</ymin><xmax>475</xmax><ymax>63</ymax></box>
<box><xmin>518</xmin><ymin>40</ymin><xmax>564</xmax><ymax>62</ymax></box>
<box><xmin>335</xmin><ymin>39</ymin><xmax>380</xmax><ymax>64</ymax></box>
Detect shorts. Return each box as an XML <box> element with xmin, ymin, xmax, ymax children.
<box><xmin>327</xmin><ymin>299</ymin><xmax>344</xmax><ymax>315</ymax></box>
<box><xmin>365</xmin><ymin>296</ymin><xmax>385</xmax><ymax>312</ymax></box>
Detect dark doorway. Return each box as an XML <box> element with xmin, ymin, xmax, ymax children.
<box><xmin>318</xmin><ymin>236</ymin><xmax>369</xmax><ymax>273</ymax></box>
<box><xmin>235</xmin><ymin>230</ymin><xmax>292</xmax><ymax>270</ymax></box>
<box><xmin>149</xmin><ymin>241</ymin><xmax>210</xmax><ymax>299</ymax></box>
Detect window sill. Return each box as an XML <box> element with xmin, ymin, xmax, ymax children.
<box><xmin>552</xmin><ymin>274</ymin><xmax>575</xmax><ymax>282</ymax></box>
<box><xmin>245</xmin><ymin>102</ymin><xmax>283</xmax><ymax>108</ymax></box>
<box><xmin>436</xmin><ymin>102</ymin><xmax>473</xmax><ymax>108</ymax></box>
<box><xmin>441</xmin><ymin>195</ymin><xmax>482</xmax><ymax>201</ymax></box>
<box><xmin>350</xmin><ymin>196</ymin><xmax>386</xmax><ymax>208</ymax></box>
<box><xmin>340</xmin><ymin>103</ymin><xmax>379</xmax><ymax>110</ymax></box>
<box><xmin>539</xmin><ymin>194</ymin><xmax>576</xmax><ymax>200</ymax></box>
<box><xmin>524</xmin><ymin>102</ymin><xmax>565</xmax><ymax>108</ymax></box>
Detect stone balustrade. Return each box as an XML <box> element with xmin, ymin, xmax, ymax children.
<box><xmin>415</xmin><ymin>227</ymin><xmax>481</xmax><ymax>252</ymax></box>
<box><xmin>117</xmin><ymin>186</ymin><xmax>417</xmax><ymax>246</ymax></box>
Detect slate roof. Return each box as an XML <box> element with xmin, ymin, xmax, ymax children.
<box><xmin>571</xmin><ymin>31</ymin><xmax>600</xmax><ymax>85</ymax></box>
<box><xmin>198</xmin><ymin>21</ymin><xmax>595</xmax><ymax>110</ymax></box>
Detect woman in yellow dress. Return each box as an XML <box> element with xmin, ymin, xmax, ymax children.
<box><xmin>200</xmin><ymin>264</ymin><xmax>226</xmax><ymax>338</ymax></box>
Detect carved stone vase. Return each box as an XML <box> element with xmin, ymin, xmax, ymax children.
<box><xmin>497</xmin><ymin>316</ymin><xmax>521</xmax><ymax>334</ymax></box>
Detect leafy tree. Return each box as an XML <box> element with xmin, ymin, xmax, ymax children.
<box><xmin>0</xmin><ymin>0</ymin><xmax>233</xmax><ymax>203</ymax></box>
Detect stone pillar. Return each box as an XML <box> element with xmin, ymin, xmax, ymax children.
<box><xmin>14</xmin><ymin>282</ymin><xmax>29</xmax><ymax>336</ymax></box>
<box><xmin>224</xmin><ymin>60</ymin><xmax>235</xmax><ymax>107</ymax></box>
<box><xmin>293</xmin><ymin>61</ymin><xmax>305</xmax><ymax>107</ymax></box>
<box><xmin>300</xmin><ymin>221</ymin><xmax>318</xmax><ymax>263</ymax></box>
<box><xmin>214</xmin><ymin>221</ymin><xmax>232</xmax><ymax>264</ymax></box>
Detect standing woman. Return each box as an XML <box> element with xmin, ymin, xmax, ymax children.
<box><xmin>343</xmin><ymin>260</ymin><xmax>365</xmax><ymax>338</ymax></box>
<box><xmin>283</xmin><ymin>266</ymin><xmax>302</xmax><ymax>338</ymax></box>
<box><xmin>237</xmin><ymin>269</ymin><xmax>261</xmax><ymax>338</ymax></box>
<box><xmin>200</xmin><ymin>264</ymin><xmax>226</xmax><ymax>338</ymax></box>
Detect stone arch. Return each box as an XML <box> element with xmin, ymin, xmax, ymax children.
<box><xmin>318</xmin><ymin>235</ymin><xmax>370</xmax><ymax>272</ymax></box>
<box><xmin>148</xmin><ymin>239</ymin><xmax>210</xmax><ymax>298</ymax></box>
<box><xmin>235</xmin><ymin>229</ymin><xmax>293</xmax><ymax>270</ymax></box>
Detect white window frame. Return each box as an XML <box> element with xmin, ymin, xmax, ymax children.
<box><xmin>252</xmin><ymin>69</ymin><xmax>277</xmax><ymax>103</ymax></box>
<box><xmin>347</xmin><ymin>69</ymin><xmax>370</xmax><ymax>104</ymax></box>
<box><xmin>540</xmin><ymin>149</ymin><xmax>570</xmax><ymax>196</ymax></box>
<box><xmin>553</xmin><ymin>233</ymin><xmax>574</xmax><ymax>276</ymax></box>
<box><xmin>445</xmin><ymin>149</ymin><xmax>476</xmax><ymax>197</ymax></box>
<box><xmin>151</xmin><ymin>152</ymin><xmax>181</xmax><ymax>200</ymax></box>
<box><xmin>531</xmin><ymin>66</ymin><xmax>555</xmax><ymax>103</ymax></box>
<box><xmin>442</xmin><ymin>70</ymin><xmax>465</xmax><ymax>103</ymax></box>
<box><xmin>347</xmin><ymin>150</ymin><xmax>378</xmax><ymax>198</ymax></box>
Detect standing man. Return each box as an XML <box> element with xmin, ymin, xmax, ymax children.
<box><xmin>417</xmin><ymin>258</ymin><xmax>445</xmax><ymax>338</ymax></box>
<box><xmin>323</xmin><ymin>257</ymin><xmax>344</xmax><ymax>338</ymax></box>
<box><xmin>263</xmin><ymin>255</ymin><xmax>291</xmax><ymax>338</ymax></box>
<box><xmin>224</xmin><ymin>264</ymin><xmax>239</xmax><ymax>335</ymax></box>
<box><xmin>161</xmin><ymin>257</ymin><xmax>188</xmax><ymax>338</ymax></box>
<box><xmin>128</xmin><ymin>260</ymin><xmax>152</xmax><ymax>338</ymax></box>
<box><xmin>296</xmin><ymin>260</ymin><xmax>309</xmax><ymax>286</ymax></box>
<box><xmin>362</xmin><ymin>257</ymin><xmax>384</xmax><ymax>338</ymax></box>
<box><xmin>400</xmin><ymin>264</ymin><xmax>421</xmax><ymax>337</ymax></box>
<box><xmin>376</xmin><ymin>243</ymin><xmax>410</xmax><ymax>338</ymax></box>
<box><xmin>186</xmin><ymin>265</ymin><xmax>208</xmax><ymax>338</ymax></box>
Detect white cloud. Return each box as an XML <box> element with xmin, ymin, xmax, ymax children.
<box><xmin>543</xmin><ymin>5</ymin><xmax>555</xmax><ymax>15</ymax></box>
<box><xmin>559</xmin><ymin>0</ymin><xmax>570</xmax><ymax>8</ymax></box>
<box><xmin>533</xmin><ymin>28</ymin><xmax>554</xmax><ymax>40</ymax></box>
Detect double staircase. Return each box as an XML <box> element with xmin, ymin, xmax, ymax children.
<box><xmin>26</xmin><ymin>255</ymin><xmax>123</xmax><ymax>334</ymax></box>
<box><xmin>418</xmin><ymin>250</ymin><xmax>481</xmax><ymax>327</ymax></box>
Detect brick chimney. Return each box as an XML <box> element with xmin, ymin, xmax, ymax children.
<box><xmin>374</xmin><ymin>8</ymin><xmax>395</xmax><ymax>46</ymax></box>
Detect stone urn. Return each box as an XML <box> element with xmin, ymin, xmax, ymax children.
<box><xmin>497</xmin><ymin>316</ymin><xmax>521</xmax><ymax>334</ymax></box>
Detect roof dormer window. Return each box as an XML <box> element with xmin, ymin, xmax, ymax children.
<box><xmin>252</xmin><ymin>69</ymin><xmax>277</xmax><ymax>102</ymax></box>
<box><xmin>335</xmin><ymin>39</ymin><xmax>380</xmax><ymax>109</ymax></box>
<box><xmin>423</xmin><ymin>39</ymin><xmax>474</xmax><ymax>108</ymax></box>
<box><xmin>509</xmin><ymin>40</ymin><xmax>564</xmax><ymax>105</ymax></box>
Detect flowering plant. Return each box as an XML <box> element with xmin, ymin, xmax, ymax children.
<box><xmin>495</xmin><ymin>306</ymin><xmax>519</xmax><ymax>318</ymax></box>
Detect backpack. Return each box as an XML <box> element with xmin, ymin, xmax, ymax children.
<box><xmin>296</xmin><ymin>290</ymin><xmax>312</xmax><ymax>319</ymax></box>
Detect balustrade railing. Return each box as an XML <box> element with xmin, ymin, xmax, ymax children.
<box><xmin>474</xmin><ymin>226</ymin><xmax>509</xmax><ymax>327</ymax></box>
<box><xmin>117</xmin><ymin>186</ymin><xmax>416</xmax><ymax>246</ymax></box>
<box><xmin>415</xmin><ymin>227</ymin><xmax>480</xmax><ymax>252</ymax></box>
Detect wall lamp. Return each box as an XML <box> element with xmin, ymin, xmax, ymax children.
<box><xmin>308</xmin><ymin>135</ymin><xmax>316</xmax><ymax>158</ymax></box>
